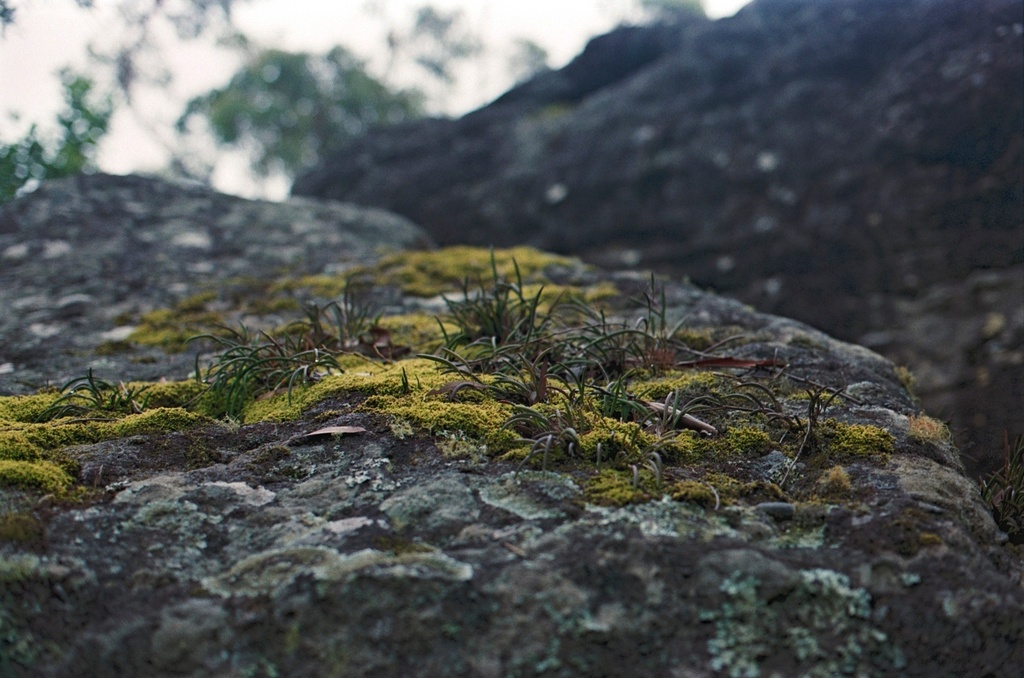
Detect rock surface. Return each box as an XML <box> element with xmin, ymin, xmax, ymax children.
<box><xmin>292</xmin><ymin>0</ymin><xmax>1024</xmax><ymax>476</ymax></box>
<box><xmin>0</xmin><ymin>173</ymin><xmax>431</xmax><ymax>392</ymax></box>
<box><xmin>0</xmin><ymin>175</ymin><xmax>1022</xmax><ymax>677</ymax></box>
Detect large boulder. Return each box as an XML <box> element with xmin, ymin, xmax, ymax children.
<box><xmin>0</xmin><ymin>236</ymin><xmax>1021</xmax><ymax>676</ymax></box>
<box><xmin>0</xmin><ymin>178</ymin><xmax>1020</xmax><ymax>675</ymax></box>
<box><xmin>292</xmin><ymin>0</ymin><xmax>1024</xmax><ymax>477</ymax></box>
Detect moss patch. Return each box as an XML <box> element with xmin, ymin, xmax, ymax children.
<box><xmin>128</xmin><ymin>293</ymin><xmax>229</xmax><ymax>352</ymax></box>
<box><xmin>816</xmin><ymin>419</ymin><xmax>894</xmax><ymax>462</ymax></box>
<box><xmin>363</xmin><ymin>246</ymin><xmax>578</xmax><ymax>298</ymax></box>
<box><xmin>0</xmin><ymin>460</ymin><xmax>72</xmax><ymax>494</ymax></box>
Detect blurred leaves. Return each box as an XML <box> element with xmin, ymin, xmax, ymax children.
<box><xmin>0</xmin><ymin>69</ymin><xmax>113</xmax><ymax>202</ymax></box>
<box><xmin>177</xmin><ymin>45</ymin><xmax>424</xmax><ymax>180</ymax></box>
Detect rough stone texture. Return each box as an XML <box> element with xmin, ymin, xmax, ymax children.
<box><xmin>2</xmin><ymin>272</ymin><xmax>1022</xmax><ymax>677</ymax></box>
<box><xmin>0</xmin><ymin>176</ymin><xmax>1021</xmax><ymax>676</ymax></box>
<box><xmin>0</xmin><ymin>173</ymin><xmax>432</xmax><ymax>392</ymax></box>
<box><xmin>292</xmin><ymin>0</ymin><xmax>1024</xmax><ymax>476</ymax></box>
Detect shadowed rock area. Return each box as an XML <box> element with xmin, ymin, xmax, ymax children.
<box><xmin>0</xmin><ymin>175</ymin><xmax>1022</xmax><ymax>676</ymax></box>
<box><xmin>293</xmin><ymin>0</ymin><xmax>1024</xmax><ymax>477</ymax></box>
<box><xmin>0</xmin><ymin>173</ymin><xmax>431</xmax><ymax>392</ymax></box>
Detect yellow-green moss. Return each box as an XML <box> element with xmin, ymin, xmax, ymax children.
<box><xmin>699</xmin><ymin>472</ymin><xmax>788</xmax><ymax>505</ymax></box>
<box><xmin>241</xmin><ymin>358</ymin><xmax>451</xmax><ymax>422</ymax></box>
<box><xmin>0</xmin><ymin>392</ymin><xmax>62</xmax><ymax>424</ymax></box>
<box><xmin>634</xmin><ymin>371</ymin><xmax>722</xmax><ymax>401</ymax></box>
<box><xmin>674</xmin><ymin>328</ymin><xmax>716</xmax><ymax>351</ymax></box>
<box><xmin>697</xmin><ymin>426</ymin><xmax>774</xmax><ymax>459</ymax></box>
<box><xmin>128</xmin><ymin>298</ymin><xmax>227</xmax><ymax>352</ymax></box>
<box><xmin>583</xmin><ymin>468</ymin><xmax>656</xmax><ymax>506</ymax></box>
<box><xmin>817</xmin><ymin>419</ymin><xmax>894</xmax><ymax>461</ymax></box>
<box><xmin>269</xmin><ymin>274</ymin><xmax>351</xmax><ymax>299</ymax></box>
<box><xmin>895</xmin><ymin>365</ymin><xmax>916</xmax><ymax>395</ymax></box>
<box><xmin>0</xmin><ymin>512</ymin><xmax>44</xmax><ymax>544</ymax></box>
<box><xmin>362</xmin><ymin>394</ymin><xmax>520</xmax><ymax>454</ymax></box>
<box><xmin>113</xmin><ymin>408</ymin><xmax>211</xmax><ymax>436</ymax></box>
<box><xmin>363</xmin><ymin>246</ymin><xmax>578</xmax><ymax>298</ymax></box>
<box><xmin>0</xmin><ymin>437</ymin><xmax>43</xmax><ymax>462</ymax></box>
<box><xmin>669</xmin><ymin>479</ymin><xmax>719</xmax><ymax>508</ymax></box>
<box><xmin>577</xmin><ymin>419</ymin><xmax>654</xmax><ymax>461</ymax></box>
<box><xmin>0</xmin><ymin>404</ymin><xmax>214</xmax><ymax>497</ymax></box>
<box><xmin>0</xmin><ymin>460</ymin><xmax>72</xmax><ymax>494</ymax></box>
<box><xmin>377</xmin><ymin>313</ymin><xmax>452</xmax><ymax>355</ymax></box>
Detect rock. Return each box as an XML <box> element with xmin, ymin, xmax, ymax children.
<box><xmin>0</xmin><ymin>173</ymin><xmax>432</xmax><ymax>391</ymax></box>
<box><xmin>292</xmin><ymin>0</ymin><xmax>1024</xmax><ymax>477</ymax></box>
<box><xmin>0</xmin><ymin>197</ymin><xmax>1021</xmax><ymax>676</ymax></box>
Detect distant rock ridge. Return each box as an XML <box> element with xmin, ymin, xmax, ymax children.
<box><xmin>293</xmin><ymin>0</ymin><xmax>1024</xmax><ymax>476</ymax></box>
<box><xmin>0</xmin><ymin>173</ymin><xmax>431</xmax><ymax>391</ymax></box>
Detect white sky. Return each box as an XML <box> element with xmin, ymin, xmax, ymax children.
<box><xmin>0</xmin><ymin>0</ymin><xmax>751</xmax><ymax>198</ymax></box>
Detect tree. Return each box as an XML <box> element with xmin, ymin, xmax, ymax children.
<box><xmin>638</xmin><ymin>0</ymin><xmax>705</xmax><ymax>20</ymax></box>
<box><xmin>0</xmin><ymin>69</ymin><xmax>112</xmax><ymax>202</ymax></box>
<box><xmin>508</xmin><ymin>38</ymin><xmax>550</xmax><ymax>85</ymax></box>
<box><xmin>176</xmin><ymin>45</ymin><xmax>423</xmax><ymax>181</ymax></box>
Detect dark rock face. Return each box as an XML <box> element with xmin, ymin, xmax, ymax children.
<box><xmin>0</xmin><ymin>173</ymin><xmax>431</xmax><ymax>391</ymax></box>
<box><xmin>293</xmin><ymin>0</ymin><xmax>1024</xmax><ymax>476</ymax></box>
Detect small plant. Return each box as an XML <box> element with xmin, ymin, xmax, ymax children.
<box><xmin>779</xmin><ymin>385</ymin><xmax>844</xmax><ymax>487</ymax></box>
<box><xmin>982</xmin><ymin>433</ymin><xmax>1024</xmax><ymax>544</ymax></box>
<box><xmin>441</xmin><ymin>251</ymin><xmax>549</xmax><ymax>346</ymax></box>
<box><xmin>36</xmin><ymin>369</ymin><xmax>151</xmax><ymax>421</ymax></box>
<box><xmin>192</xmin><ymin>325</ymin><xmax>344</xmax><ymax>418</ymax></box>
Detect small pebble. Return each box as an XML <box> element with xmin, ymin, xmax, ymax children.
<box><xmin>756</xmin><ymin>502</ymin><xmax>795</xmax><ymax>521</ymax></box>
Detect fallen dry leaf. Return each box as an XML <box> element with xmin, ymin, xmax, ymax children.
<box><xmin>289</xmin><ymin>425</ymin><xmax>368</xmax><ymax>445</ymax></box>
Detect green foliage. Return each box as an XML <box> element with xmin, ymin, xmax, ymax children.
<box><xmin>0</xmin><ymin>1</ymin><xmax>15</xmax><ymax>28</ymax></box>
<box><xmin>982</xmin><ymin>434</ymin><xmax>1024</xmax><ymax>544</ymax></box>
<box><xmin>177</xmin><ymin>45</ymin><xmax>423</xmax><ymax>179</ymax></box>
<box><xmin>0</xmin><ymin>69</ymin><xmax>112</xmax><ymax>202</ymax></box>
<box><xmin>638</xmin><ymin>0</ymin><xmax>706</xmax><ymax>19</ymax></box>
<box><xmin>509</xmin><ymin>38</ymin><xmax>550</xmax><ymax>84</ymax></box>
<box><xmin>402</xmin><ymin>6</ymin><xmax>482</xmax><ymax>84</ymax></box>
<box><xmin>34</xmin><ymin>370</ymin><xmax>151</xmax><ymax>422</ymax></box>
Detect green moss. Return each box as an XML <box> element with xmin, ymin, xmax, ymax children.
<box><xmin>634</xmin><ymin>371</ymin><xmax>722</xmax><ymax>401</ymax></box>
<box><xmin>674</xmin><ymin>328</ymin><xmax>716</xmax><ymax>351</ymax></box>
<box><xmin>0</xmin><ymin>512</ymin><xmax>44</xmax><ymax>545</ymax></box>
<box><xmin>788</xmin><ymin>332</ymin><xmax>828</xmax><ymax>350</ymax></box>
<box><xmin>362</xmin><ymin>394</ymin><xmax>520</xmax><ymax>454</ymax></box>
<box><xmin>270</xmin><ymin>273</ymin><xmax>351</xmax><ymax>299</ymax></box>
<box><xmin>698</xmin><ymin>426</ymin><xmax>774</xmax><ymax>459</ymax></box>
<box><xmin>583</xmin><ymin>468</ymin><xmax>656</xmax><ymax>506</ymax></box>
<box><xmin>895</xmin><ymin>365</ymin><xmax>916</xmax><ymax>395</ymax></box>
<box><xmin>363</xmin><ymin>246</ymin><xmax>578</xmax><ymax>297</ymax></box>
<box><xmin>0</xmin><ymin>392</ymin><xmax>62</xmax><ymax>424</ymax></box>
<box><xmin>241</xmin><ymin>358</ymin><xmax>450</xmax><ymax>422</ymax></box>
<box><xmin>93</xmin><ymin>340</ymin><xmax>134</xmax><ymax>356</ymax></box>
<box><xmin>669</xmin><ymin>480</ymin><xmax>719</xmax><ymax>508</ymax></box>
<box><xmin>0</xmin><ymin>460</ymin><xmax>72</xmax><ymax>494</ymax></box>
<box><xmin>0</xmin><ymin>437</ymin><xmax>43</xmax><ymax>462</ymax></box>
<box><xmin>699</xmin><ymin>472</ymin><xmax>788</xmax><ymax>505</ymax></box>
<box><xmin>817</xmin><ymin>419</ymin><xmax>893</xmax><ymax>462</ymax></box>
<box><xmin>577</xmin><ymin>419</ymin><xmax>654</xmax><ymax>462</ymax></box>
<box><xmin>113</xmin><ymin>407</ymin><xmax>211</xmax><ymax>436</ymax></box>
<box><xmin>372</xmin><ymin>535</ymin><xmax>434</xmax><ymax>555</ymax></box>
<box><xmin>377</xmin><ymin>313</ymin><xmax>452</xmax><ymax>355</ymax></box>
<box><xmin>127</xmin><ymin>293</ymin><xmax>228</xmax><ymax>352</ymax></box>
<box><xmin>0</xmin><ymin>401</ymin><xmax>213</xmax><ymax>497</ymax></box>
